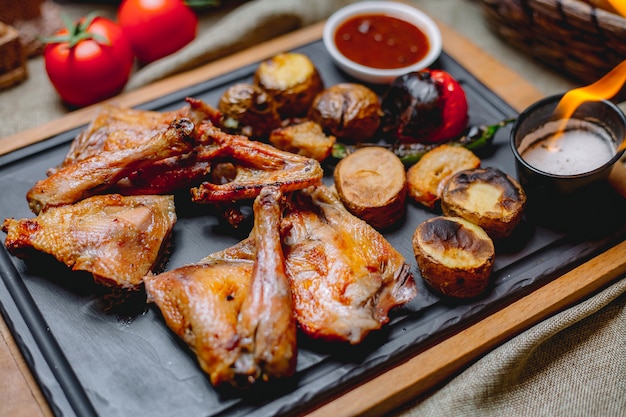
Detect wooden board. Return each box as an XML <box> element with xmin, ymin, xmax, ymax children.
<box><xmin>0</xmin><ymin>19</ymin><xmax>624</xmax><ymax>417</ymax></box>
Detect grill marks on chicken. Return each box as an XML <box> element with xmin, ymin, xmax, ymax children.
<box><xmin>281</xmin><ymin>185</ymin><xmax>416</xmax><ymax>344</ymax></box>
<box><xmin>144</xmin><ymin>187</ymin><xmax>297</xmax><ymax>387</ymax></box>
<box><xmin>3</xmin><ymin>194</ymin><xmax>176</xmax><ymax>288</ymax></box>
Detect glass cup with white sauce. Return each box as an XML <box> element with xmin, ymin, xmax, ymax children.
<box><xmin>510</xmin><ymin>94</ymin><xmax>626</xmax><ymax>233</ymax></box>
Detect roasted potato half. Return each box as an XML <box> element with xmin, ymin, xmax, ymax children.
<box><xmin>334</xmin><ymin>146</ymin><xmax>406</xmax><ymax>229</ymax></box>
<box><xmin>218</xmin><ymin>83</ymin><xmax>281</xmax><ymax>138</ymax></box>
<box><xmin>441</xmin><ymin>167</ymin><xmax>527</xmax><ymax>239</ymax></box>
<box><xmin>254</xmin><ymin>52</ymin><xmax>324</xmax><ymax>118</ymax></box>
<box><xmin>413</xmin><ymin>216</ymin><xmax>495</xmax><ymax>298</ymax></box>
<box><xmin>308</xmin><ymin>83</ymin><xmax>381</xmax><ymax>143</ymax></box>
<box><xmin>406</xmin><ymin>144</ymin><xmax>481</xmax><ymax>209</ymax></box>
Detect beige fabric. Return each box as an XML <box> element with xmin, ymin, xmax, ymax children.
<box><xmin>392</xmin><ymin>278</ymin><xmax>626</xmax><ymax>417</ymax></box>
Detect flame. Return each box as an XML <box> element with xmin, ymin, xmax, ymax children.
<box><xmin>606</xmin><ymin>0</ymin><xmax>626</xmax><ymax>16</ymax></box>
<box><xmin>554</xmin><ymin>60</ymin><xmax>626</xmax><ymax>152</ymax></box>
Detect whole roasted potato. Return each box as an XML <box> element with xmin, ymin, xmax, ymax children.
<box><xmin>308</xmin><ymin>83</ymin><xmax>381</xmax><ymax>143</ymax></box>
<box><xmin>254</xmin><ymin>52</ymin><xmax>324</xmax><ymax>118</ymax></box>
<box><xmin>218</xmin><ymin>83</ymin><xmax>281</xmax><ymax>138</ymax></box>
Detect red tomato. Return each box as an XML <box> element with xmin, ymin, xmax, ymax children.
<box><xmin>117</xmin><ymin>0</ymin><xmax>198</xmax><ymax>64</ymax></box>
<box><xmin>44</xmin><ymin>15</ymin><xmax>134</xmax><ymax>107</ymax></box>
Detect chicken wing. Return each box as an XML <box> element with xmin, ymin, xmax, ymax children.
<box><xmin>281</xmin><ymin>185</ymin><xmax>416</xmax><ymax>344</ymax></box>
<box><xmin>2</xmin><ymin>194</ymin><xmax>176</xmax><ymax>289</ymax></box>
<box><xmin>27</xmin><ymin>118</ymin><xmax>196</xmax><ymax>214</ymax></box>
<box><xmin>144</xmin><ymin>186</ymin><xmax>297</xmax><ymax>387</ymax></box>
<box><xmin>190</xmin><ymin>123</ymin><xmax>324</xmax><ymax>202</ymax></box>
<box><xmin>54</xmin><ymin>97</ymin><xmax>220</xmax><ymax>173</ymax></box>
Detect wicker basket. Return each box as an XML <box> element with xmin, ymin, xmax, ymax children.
<box><xmin>479</xmin><ymin>0</ymin><xmax>626</xmax><ymax>85</ymax></box>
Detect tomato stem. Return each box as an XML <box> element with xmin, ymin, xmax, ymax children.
<box><xmin>185</xmin><ymin>0</ymin><xmax>222</xmax><ymax>8</ymax></box>
<box><xmin>41</xmin><ymin>10</ymin><xmax>110</xmax><ymax>48</ymax></box>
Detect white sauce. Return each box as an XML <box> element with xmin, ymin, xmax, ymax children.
<box><xmin>519</xmin><ymin>119</ymin><xmax>616</xmax><ymax>175</ymax></box>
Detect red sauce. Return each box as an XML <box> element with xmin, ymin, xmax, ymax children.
<box><xmin>334</xmin><ymin>14</ymin><xmax>430</xmax><ymax>69</ymax></box>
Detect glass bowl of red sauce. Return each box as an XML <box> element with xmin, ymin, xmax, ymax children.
<box><xmin>323</xmin><ymin>1</ymin><xmax>442</xmax><ymax>84</ymax></box>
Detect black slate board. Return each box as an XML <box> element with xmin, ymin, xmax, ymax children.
<box><xmin>1</xmin><ymin>40</ymin><xmax>624</xmax><ymax>417</ymax></box>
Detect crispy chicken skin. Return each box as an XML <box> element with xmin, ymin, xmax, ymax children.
<box><xmin>55</xmin><ymin>98</ymin><xmax>220</xmax><ymax>172</ymax></box>
<box><xmin>144</xmin><ymin>187</ymin><xmax>297</xmax><ymax>387</ymax></box>
<box><xmin>26</xmin><ymin>118</ymin><xmax>196</xmax><ymax>214</ymax></box>
<box><xmin>2</xmin><ymin>194</ymin><xmax>176</xmax><ymax>288</ymax></box>
<box><xmin>32</xmin><ymin>117</ymin><xmax>323</xmax><ymax>214</ymax></box>
<box><xmin>235</xmin><ymin>187</ymin><xmax>297</xmax><ymax>383</ymax></box>
<box><xmin>210</xmin><ymin>185</ymin><xmax>417</xmax><ymax>344</ymax></box>
<box><xmin>190</xmin><ymin>123</ymin><xmax>324</xmax><ymax>202</ymax></box>
<box><xmin>281</xmin><ymin>185</ymin><xmax>416</xmax><ymax>344</ymax></box>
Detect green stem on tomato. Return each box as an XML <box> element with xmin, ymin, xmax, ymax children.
<box><xmin>40</xmin><ymin>11</ymin><xmax>109</xmax><ymax>47</ymax></box>
<box><xmin>331</xmin><ymin>118</ymin><xmax>516</xmax><ymax>165</ymax></box>
<box><xmin>184</xmin><ymin>0</ymin><xmax>223</xmax><ymax>8</ymax></box>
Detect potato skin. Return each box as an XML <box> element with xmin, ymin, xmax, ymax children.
<box><xmin>218</xmin><ymin>83</ymin><xmax>281</xmax><ymax>138</ymax></box>
<box><xmin>413</xmin><ymin>216</ymin><xmax>494</xmax><ymax>298</ymax></box>
<box><xmin>441</xmin><ymin>167</ymin><xmax>526</xmax><ymax>239</ymax></box>
<box><xmin>254</xmin><ymin>52</ymin><xmax>324</xmax><ymax>118</ymax></box>
<box><xmin>308</xmin><ymin>83</ymin><xmax>381</xmax><ymax>143</ymax></box>
<box><xmin>334</xmin><ymin>147</ymin><xmax>406</xmax><ymax>229</ymax></box>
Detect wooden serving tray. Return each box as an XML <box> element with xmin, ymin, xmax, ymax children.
<box><xmin>0</xmin><ymin>20</ymin><xmax>625</xmax><ymax>417</ymax></box>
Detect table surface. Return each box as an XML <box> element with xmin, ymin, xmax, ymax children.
<box><xmin>1</xmin><ymin>2</ymin><xmax>625</xmax><ymax>417</ymax></box>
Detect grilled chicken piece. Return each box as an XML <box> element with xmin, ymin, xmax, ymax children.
<box><xmin>2</xmin><ymin>194</ymin><xmax>176</xmax><ymax>289</ymax></box>
<box><xmin>55</xmin><ymin>98</ymin><xmax>220</xmax><ymax>172</ymax></box>
<box><xmin>144</xmin><ymin>186</ymin><xmax>297</xmax><ymax>387</ymax></box>
<box><xmin>281</xmin><ymin>185</ymin><xmax>416</xmax><ymax>344</ymax></box>
<box><xmin>190</xmin><ymin>123</ymin><xmax>324</xmax><ymax>202</ymax></box>
<box><xmin>27</xmin><ymin>119</ymin><xmax>196</xmax><ymax>214</ymax></box>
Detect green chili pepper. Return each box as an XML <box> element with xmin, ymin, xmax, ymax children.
<box><xmin>331</xmin><ymin>118</ymin><xmax>516</xmax><ymax>165</ymax></box>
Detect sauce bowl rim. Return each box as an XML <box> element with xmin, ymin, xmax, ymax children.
<box><xmin>323</xmin><ymin>1</ymin><xmax>443</xmax><ymax>84</ymax></box>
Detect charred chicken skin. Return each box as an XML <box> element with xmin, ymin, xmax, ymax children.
<box><xmin>3</xmin><ymin>194</ymin><xmax>176</xmax><ymax>288</ymax></box>
<box><xmin>3</xmin><ymin>94</ymin><xmax>415</xmax><ymax>388</ymax></box>
<box><xmin>144</xmin><ymin>186</ymin><xmax>297</xmax><ymax>387</ymax></box>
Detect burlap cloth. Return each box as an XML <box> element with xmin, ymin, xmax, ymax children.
<box><xmin>0</xmin><ymin>1</ymin><xmax>624</xmax><ymax>415</ymax></box>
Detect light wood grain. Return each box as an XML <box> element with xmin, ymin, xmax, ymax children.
<box><xmin>0</xmin><ymin>315</ymin><xmax>51</xmax><ymax>417</ymax></box>
<box><xmin>0</xmin><ymin>16</ymin><xmax>623</xmax><ymax>417</ymax></box>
